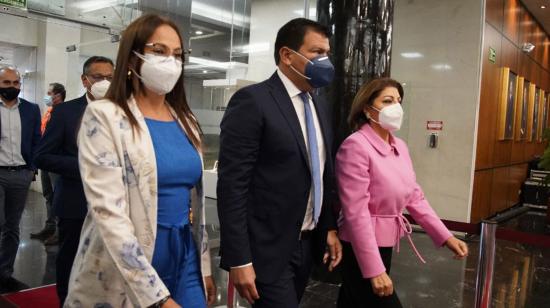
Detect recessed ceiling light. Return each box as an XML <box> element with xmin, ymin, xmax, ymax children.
<box><xmin>195</xmin><ymin>30</ymin><xmax>204</xmax><ymax>35</ymax></box>
<box><xmin>400</xmin><ymin>52</ymin><xmax>424</xmax><ymax>58</ymax></box>
<box><xmin>542</xmin><ymin>5</ymin><xmax>547</xmax><ymax>9</ymax></box>
<box><xmin>202</xmin><ymin>70</ymin><xmax>208</xmax><ymax>73</ymax></box>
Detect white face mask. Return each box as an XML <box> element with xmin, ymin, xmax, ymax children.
<box><xmin>43</xmin><ymin>95</ymin><xmax>53</xmax><ymax>106</ymax></box>
<box><xmin>369</xmin><ymin>103</ymin><xmax>404</xmax><ymax>132</ymax></box>
<box><xmin>87</xmin><ymin>78</ymin><xmax>111</xmax><ymax>100</ymax></box>
<box><xmin>133</xmin><ymin>52</ymin><xmax>182</xmax><ymax>95</ymax></box>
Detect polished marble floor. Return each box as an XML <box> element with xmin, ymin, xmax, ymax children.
<box><xmin>8</xmin><ymin>191</ymin><xmax>550</xmax><ymax>307</ymax></box>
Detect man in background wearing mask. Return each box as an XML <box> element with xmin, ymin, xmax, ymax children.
<box><xmin>30</xmin><ymin>82</ymin><xmax>66</xmax><ymax>244</ymax></box>
<box><xmin>0</xmin><ymin>66</ymin><xmax>41</xmax><ymax>293</ymax></box>
<box><xmin>34</xmin><ymin>56</ymin><xmax>113</xmax><ymax>305</ymax></box>
<box><xmin>217</xmin><ymin>18</ymin><xmax>342</xmax><ymax>307</ymax></box>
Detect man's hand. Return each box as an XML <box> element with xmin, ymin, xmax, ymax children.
<box><xmin>323</xmin><ymin>230</ymin><xmax>342</xmax><ymax>271</ymax></box>
<box><xmin>230</xmin><ymin>265</ymin><xmax>260</xmax><ymax>304</ymax></box>
<box><xmin>204</xmin><ymin>275</ymin><xmax>216</xmax><ymax>305</ymax></box>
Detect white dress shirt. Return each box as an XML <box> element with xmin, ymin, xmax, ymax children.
<box><xmin>0</xmin><ymin>98</ymin><xmax>26</xmax><ymax>166</ymax></box>
<box><xmin>277</xmin><ymin>69</ymin><xmax>326</xmax><ymax>232</ymax></box>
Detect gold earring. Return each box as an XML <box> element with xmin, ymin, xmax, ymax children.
<box><xmin>127</xmin><ymin>70</ymin><xmax>132</xmax><ymax>79</ymax></box>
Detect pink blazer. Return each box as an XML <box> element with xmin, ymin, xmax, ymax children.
<box><xmin>335</xmin><ymin>124</ymin><xmax>452</xmax><ymax>279</ymax></box>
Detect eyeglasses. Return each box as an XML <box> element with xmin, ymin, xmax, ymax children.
<box><xmin>144</xmin><ymin>43</ymin><xmax>191</xmax><ymax>63</ymax></box>
<box><xmin>86</xmin><ymin>74</ymin><xmax>113</xmax><ymax>83</ymax></box>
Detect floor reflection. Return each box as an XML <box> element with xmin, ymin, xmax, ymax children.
<box><xmin>13</xmin><ymin>191</ymin><xmax>550</xmax><ymax>307</ymax></box>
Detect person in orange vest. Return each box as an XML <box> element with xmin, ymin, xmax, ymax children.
<box><xmin>30</xmin><ymin>82</ymin><xmax>65</xmax><ymax>244</ymax></box>
<box><xmin>40</xmin><ymin>83</ymin><xmax>65</xmax><ymax>134</ymax></box>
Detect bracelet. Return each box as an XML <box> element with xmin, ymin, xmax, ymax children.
<box><xmin>149</xmin><ymin>296</ymin><xmax>170</xmax><ymax>308</ymax></box>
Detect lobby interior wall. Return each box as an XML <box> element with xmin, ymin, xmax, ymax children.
<box><xmin>0</xmin><ymin>12</ymin><xmax>117</xmax><ymax>192</ymax></box>
<box><xmin>472</xmin><ymin>0</ymin><xmax>550</xmax><ymax>222</ymax></box>
<box><xmin>390</xmin><ymin>0</ymin><xmax>484</xmax><ymax>223</ymax></box>
<box><xmin>246</xmin><ymin>0</ymin><xmax>306</xmax><ymax>82</ymax></box>
<box><xmin>0</xmin><ymin>13</ymin><xmax>118</xmax><ymax>104</ymax></box>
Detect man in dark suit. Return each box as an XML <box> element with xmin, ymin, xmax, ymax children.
<box><xmin>0</xmin><ymin>66</ymin><xmax>41</xmax><ymax>293</ymax></box>
<box><xmin>217</xmin><ymin>18</ymin><xmax>342</xmax><ymax>307</ymax></box>
<box><xmin>30</xmin><ymin>82</ymin><xmax>66</xmax><ymax>244</ymax></box>
<box><xmin>34</xmin><ymin>56</ymin><xmax>113</xmax><ymax>305</ymax></box>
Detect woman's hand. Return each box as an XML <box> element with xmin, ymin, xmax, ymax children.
<box><xmin>445</xmin><ymin>236</ymin><xmax>468</xmax><ymax>259</ymax></box>
<box><xmin>370</xmin><ymin>272</ymin><xmax>393</xmax><ymax>297</ymax></box>
<box><xmin>161</xmin><ymin>298</ymin><xmax>181</xmax><ymax>308</ymax></box>
<box><xmin>205</xmin><ymin>275</ymin><xmax>217</xmax><ymax>305</ymax></box>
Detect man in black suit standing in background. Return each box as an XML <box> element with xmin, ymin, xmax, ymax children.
<box><xmin>217</xmin><ymin>18</ymin><xmax>342</xmax><ymax>308</ymax></box>
<box><xmin>34</xmin><ymin>56</ymin><xmax>113</xmax><ymax>306</ymax></box>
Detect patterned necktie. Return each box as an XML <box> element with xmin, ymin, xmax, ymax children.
<box><xmin>299</xmin><ymin>92</ymin><xmax>322</xmax><ymax>224</ymax></box>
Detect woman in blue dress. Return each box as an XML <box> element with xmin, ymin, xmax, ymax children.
<box><xmin>65</xmin><ymin>14</ymin><xmax>216</xmax><ymax>308</ymax></box>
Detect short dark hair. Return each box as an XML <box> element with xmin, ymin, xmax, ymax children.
<box><xmin>348</xmin><ymin>78</ymin><xmax>405</xmax><ymax>131</ymax></box>
<box><xmin>49</xmin><ymin>82</ymin><xmax>66</xmax><ymax>101</ymax></box>
<box><xmin>274</xmin><ymin>18</ymin><xmax>330</xmax><ymax>65</ymax></box>
<box><xmin>82</xmin><ymin>56</ymin><xmax>114</xmax><ymax>75</ymax></box>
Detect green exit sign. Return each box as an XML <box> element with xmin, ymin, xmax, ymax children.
<box><xmin>0</xmin><ymin>0</ymin><xmax>26</xmax><ymax>9</ymax></box>
<box><xmin>489</xmin><ymin>47</ymin><xmax>496</xmax><ymax>64</ymax></box>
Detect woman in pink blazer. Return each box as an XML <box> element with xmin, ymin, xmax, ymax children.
<box><xmin>335</xmin><ymin>78</ymin><xmax>468</xmax><ymax>307</ymax></box>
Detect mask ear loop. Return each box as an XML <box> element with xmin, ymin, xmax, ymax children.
<box><xmin>288</xmin><ymin>48</ymin><xmax>312</xmax><ymax>80</ymax></box>
<box><xmin>289</xmin><ymin>65</ymin><xmax>311</xmax><ymax>80</ymax></box>
<box><xmin>129</xmin><ymin>51</ymin><xmax>145</xmax><ymax>81</ymax></box>
<box><xmin>84</xmin><ymin>76</ymin><xmax>95</xmax><ymax>97</ymax></box>
<box><xmin>366</xmin><ymin>106</ymin><xmax>381</xmax><ymax>125</ymax></box>
<box><xmin>85</xmin><ymin>75</ymin><xmax>93</xmax><ymax>86</ymax></box>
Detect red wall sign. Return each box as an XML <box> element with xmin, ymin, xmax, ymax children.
<box><xmin>427</xmin><ymin>121</ymin><xmax>443</xmax><ymax>130</ymax></box>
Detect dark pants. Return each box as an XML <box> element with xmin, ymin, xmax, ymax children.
<box><xmin>337</xmin><ymin>241</ymin><xmax>403</xmax><ymax>308</ymax></box>
<box><xmin>56</xmin><ymin>218</ymin><xmax>84</xmax><ymax>307</ymax></box>
<box><xmin>40</xmin><ymin>170</ymin><xmax>58</xmax><ymax>230</ymax></box>
<box><xmin>0</xmin><ymin>168</ymin><xmax>33</xmax><ymax>280</ymax></box>
<box><xmin>253</xmin><ymin>236</ymin><xmax>313</xmax><ymax>308</ymax></box>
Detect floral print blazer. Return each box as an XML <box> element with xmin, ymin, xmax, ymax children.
<box><xmin>64</xmin><ymin>96</ymin><xmax>211</xmax><ymax>308</ymax></box>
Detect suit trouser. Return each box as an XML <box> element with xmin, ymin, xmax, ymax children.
<box><xmin>337</xmin><ymin>240</ymin><xmax>403</xmax><ymax>308</ymax></box>
<box><xmin>253</xmin><ymin>236</ymin><xmax>312</xmax><ymax>308</ymax></box>
<box><xmin>56</xmin><ymin>218</ymin><xmax>84</xmax><ymax>307</ymax></box>
<box><xmin>40</xmin><ymin>170</ymin><xmax>58</xmax><ymax>230</ymax></box>
<box><xmin>0</xmin><ymin>168</ymin><xmax>33</xmax><ymax>280</ymax></box>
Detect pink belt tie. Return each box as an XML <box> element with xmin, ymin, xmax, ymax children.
<box><xmin>371</xmin><ymin>213</ymin><xmax>426</xmax><ymax>264</ymax></box>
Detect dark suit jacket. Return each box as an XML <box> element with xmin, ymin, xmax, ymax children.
<box><xmin>34</xmin><ymin>95</ymin><xmax>88</xmax><ymax>219</ymax></box>
<box><xmin>217</xmin><ymin>72</ymin><xmax>338</xmax><ymax>284</ymax></box>
<box><xmin>0</xmin><ymin>98</ymin><xmax>41</xmax><ymax>169</ymax></box>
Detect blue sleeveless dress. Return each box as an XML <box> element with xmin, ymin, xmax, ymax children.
<box><xmin>145</xmin><ymin>118</ymin><xmax>206</xmax><ymax>308</ymax></box>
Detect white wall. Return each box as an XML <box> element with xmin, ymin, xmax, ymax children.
<box><xmin>0</xmin><ymin>12</ymin><xmax>116</xmax><ymax>192</ymax></box>
<box><xmin>0</xmin><ymin>13</ymin><xmax>39</xmax><ymax>47</ymax></box>
<box><xmin>246</xmin><ymin>0</ymin><xmax>305</xmax><ymax>82</ymax></box>
<box><xmin>391</xmin><ymin>0</ymin><xmax>484</xmax><ymax>222</ymax></box>
<box><xmin>39</xmin><ymin>18</ymin><xmax>82</xmax><ymax>101</ymax></box>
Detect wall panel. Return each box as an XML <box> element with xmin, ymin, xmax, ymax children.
<box><xmin>473</xmin><ymin>0</ymin><xmax>550</xmax><ymax>220</ymax></box>
<box><xmin>503</xmin><ymin>0</ymin><xmax>520</xmax><ymax>45</ymax></box>
<box><xmin>471</xmin><ymin>170</ymin><xmax>493</xmax><ymax>223</ymax></box>
<box><xmin>486</xmin><ymin>0</ymin><xmax>504</xmax><ymax>31</ymax></box>
<box><xmin>490</xmin><ymin>167</ymin><xmax>511</xmax><ymax>213</ymax></box>
<box><xmin>476</xmin><ymin>24</ymin><xmax>501</xmax><ymax>169</ymax></box>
